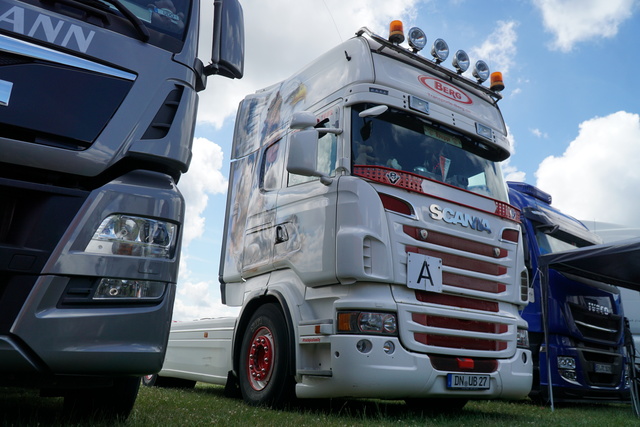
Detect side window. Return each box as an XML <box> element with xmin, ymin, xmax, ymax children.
<box><xmin>261</xmin><ymin>140</ymin><xmax>285</xmax><ymax>191</ymax></box>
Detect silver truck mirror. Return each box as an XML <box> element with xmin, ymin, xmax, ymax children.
<box><xmin>290</xmin><ymin>112</ymin><xmax>318</xmax><ymax>129</ymax></box>
<box><xmin>287</xmin><ymin>130</ymin><xmax>319</xmax><ymax>176</ymax></box>
<box><xmin>207</xmin><ymin>0</ymin><xmax>245</xmax><ymax>78</ymax></box>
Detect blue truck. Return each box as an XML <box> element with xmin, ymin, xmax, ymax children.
<box><xmin>508</xmin><ymin>181</ymin><xmax>628</xmax><ymax>401</ymax></box>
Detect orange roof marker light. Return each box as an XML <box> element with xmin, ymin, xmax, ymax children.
<box><xmin>490</xmin><ymin>71</ymin><xmax>505</xmax><ymax>92</ymax></box>
<box><xmin>388</xmin><ymin>20</ymin><xmax>404</xmax><ymax>44</ymax></box>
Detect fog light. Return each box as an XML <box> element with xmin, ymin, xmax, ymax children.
<box><xmin>559</xmin><ymin>369</ymin><xmax>577</xmax><ymax>382</ymax></box>
<box><xmin>93</xmin><ymin>278</ymin><xmax>166</xmax><ymax>300</ymax></box>
<box><xmin>383</xmin><ymin>340</ymin><xmax>395</xmax><ymax>354</ymax></box>
<box><xmin>557</xmin><ymin>356</ymin><xmax>576</xmax><ymax>369</ymax></box>
<box><xmin>356</xmin><ymin>339</ymin><xmax>372</xmax><ymax>354</ymax></box>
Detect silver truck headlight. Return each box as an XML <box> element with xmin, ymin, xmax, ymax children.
<box><xmin>86</xmin><ymin>214</ymin><xmax>177</xmax><ymax>259</ymax></box>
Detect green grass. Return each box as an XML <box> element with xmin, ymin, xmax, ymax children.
<box><xmin>1</xmin><ymin>383</ymin><xmax>638</xmax><ymax>426</ymax></box>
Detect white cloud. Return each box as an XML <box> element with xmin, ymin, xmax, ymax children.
<box><xmin>177</xmin><ymin>137</ymin><xmax>227</xmax><ymax>247</ymax></box>
<box><xmin>530</xmin><ymin>128</ymin><xmax>548</xmax><ymax>139</ymax></box>
<box><xmin>533</xmin><ymin>0</ymin><xmax>635</xmax><ymax>52</ymax></box>
<box><xmin>470</xmin><ymin>20</ymin><xmax>518</xmax><ymax>76</ymax></box>
<box><xmin>535</xmin><ymin>111</ymin><xmax>640</xmax><ymax>226</ymax></box>
<box><xmin>196</xmin><ymin>0</ymin><xmax>420</xmax><ymax>128</ymax></box>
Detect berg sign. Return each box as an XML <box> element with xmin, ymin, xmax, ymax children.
<box><xmin>418</xmin><ymin>76</ymin><xmax>472</xmax><ymax>105</ymax></box>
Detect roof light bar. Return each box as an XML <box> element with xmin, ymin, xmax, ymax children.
<box><xmin>407</xmin><ymin>27</ymin><xmax>427</xmax><ymax>52</ymax></box>
<box><xmin>430</xmin><ymin>38</ymin><xmax>449</xmax><ymax>63</ymax></box>
<box><xmin>452</xmin><ymin>50</ymin><xmax>470</xmax><ymax>74</ymax></box>
<box><xmin>472</xmin><ymin>60</ymin><xmax>490</xmax><ymax>83</ymax></box>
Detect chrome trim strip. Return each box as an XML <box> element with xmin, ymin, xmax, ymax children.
<box><xmin>0</xmin><ymin>34</ymin><xmax>136</xmax><ymax>81</ymax></box>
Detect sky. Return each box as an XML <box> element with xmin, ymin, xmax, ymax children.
<box><xmin>171</xmin><ymin>0</ymin><xmax>640</xmax><ymax>321</ymax></box>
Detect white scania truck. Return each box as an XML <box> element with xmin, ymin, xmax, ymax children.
<box><xmin>0</xmin><ymin>0</ymin><xmax>243</xmax><ymax>419</ymax></box>
<box><xmin>152</xmin><ymin>22</ymin><xmax>532</xmax><ymax>411</ymax></box>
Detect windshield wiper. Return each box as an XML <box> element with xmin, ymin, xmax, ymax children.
<box><xmin>41</xmin><ymin>0</ymin><xmax>150</xmax><ymax>42</ymax></box>
<box><xmin>90</xmin><ymin>0</ymin><xmax>150</xmax><ymax>41</ymax></box>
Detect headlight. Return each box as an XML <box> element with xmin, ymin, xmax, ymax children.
<box><xmin>337</xmin><ymin>311</ymin><xmax>398</xmax><ymax>336</ymax></box>
<box><xmin>517</xmin><ymin>328</ymin><xmax>529</xmax><ymax>348</ymax></box>
<box><xmin>86</xmin><ymin>214</ymin><xmax>177</xmax><ymax>259</ymax></box>
<box><xmin>557</xmin><ymin>356</ymin><xmax>577</xmax><ymax>370</ymax></box>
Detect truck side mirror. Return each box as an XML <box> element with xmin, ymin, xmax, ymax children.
<box><xmin>288</xmin><ymin>130</ymin><xmax>320</xmax><ymax>177</ymax></box>
<box><xmin>206</xmin><ymin>0</ymin><xmax>245</xmax><ymax>79</ymax></box>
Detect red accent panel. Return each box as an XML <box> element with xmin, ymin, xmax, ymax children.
<box><xmin>501</xmin><ymin>228</ymin><xmax>519</xmax><ymax>243</ymax></box>
<box><xmin>353</xmin><ymin>165</ymin><xmax>521</xmax><ymax>222</ymax></box>
<box><xmin>429</xmin><ymin>355</ymin><xmax>498</xmax><ymax>373</ymax></box>
<box><xmin>415</xmin><ymin>291</ymin><xmax>499</xmax><ymax>312</ymax></box>
<box><xmin>379</xmin><ymin>193</ymin><xmax>413</xmax><ymax>216</ymax></box>
<box><xmin>412</xmin><ymin>313</ymin><xmax>508</xmax><ymax>334</ymax></box>
<box><xmin>407</xmin><ymin>246</ymin><xmax>507</xmax><ymax>276</ymax></box>
<box><xmin>414</xmin><ymin>333</ymin><xmax>507</xmax><ymax>351</ymax></box>
<box><xmin>457</xmin><ymin>357</ymin><xmax>475</xmax><ymax>370</ymax></box>
<box><xmin>403</xmin><ymin>225</ymin><xmax>507</xmax><ymax>258</ymax></box>
<box><xmin>443</xmin><ymin>272</ymin><xmax>506</xmax><ymax>294</ymax></box>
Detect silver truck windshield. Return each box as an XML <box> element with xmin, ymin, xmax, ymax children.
<box><xmin>351</xmin><ymin>104</ymin><xmax>508</xmax><ymax>202</ymax></box>
<box><xmin>98</xmin><ymin>0</ymin><xmax>189</xmax><ymax>38</ymax></box>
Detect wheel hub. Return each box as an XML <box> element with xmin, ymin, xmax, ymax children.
<box><xmin>247</xmin><ymin>326</ymin><xmax>275</xmax><ymax>390</ymax></box>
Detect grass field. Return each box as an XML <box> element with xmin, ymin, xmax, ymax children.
<box><xmin>1</xmin><ymin>383</ymin><xmax>638</xmax><ymax>426</ymax></box>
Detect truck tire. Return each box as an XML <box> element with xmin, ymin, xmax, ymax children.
<box><xmin>239</xmin><ymin>303</ymin><xmax>295</xmax><ymax>407</ymax></box>
<box><xmin>142</xmin><ymin>373</ymin><xmax>196</xmax><ymax>389</ymax></box>
<box><xmin>63</xmin><ymin>376</ymin><xmax>140</xmax><ymax>421</ymax></box>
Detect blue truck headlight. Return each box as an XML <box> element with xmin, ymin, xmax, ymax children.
<box><xmin>557</xmin><ymin>356</ymin><xmax>577</xmax><ymax>370</ymax></box>
<box><xmin>86</xmin><ymin>214</ymin><xmax>177</xmax><ymax>259</ymax></box>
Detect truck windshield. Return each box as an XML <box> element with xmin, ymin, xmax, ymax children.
<box><xmin>535</xmin><ymin>230</ymin><xmax>592</xmax><ymax>255</ymax></box>
<box><xmin>351</xmin><ymin>103</ymin><xmax>508</xmax><ymax>202</ymax></box>
<box><xmin>96</xmin><ymin>0</ymin><xmax>189</xmax><ymax>39</ymax></box>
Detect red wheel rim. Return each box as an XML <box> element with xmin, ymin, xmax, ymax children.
<box><xmin>246</xmin><ymin>326</ymin><xmax>275</xmax><ymax>391</ymax></box>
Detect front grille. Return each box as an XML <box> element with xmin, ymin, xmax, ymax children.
<box><xmin>0</xmin><ymin>178</ymin><xmax>88</xmax><ymax>332</ymax></box>
<box><xmin>569</xmin><ymin>302</ymin><xmax>623</xmax><ymax>344</ymax></box>
<box><xmin>404</xmin><ymin>225</ymin><xmax>508</xmax><ymax>294</ymax></box>
<box><xmin>578</xmin><ymin>348</ymin><xmax>624</xmax><ymax>387</ymax></box>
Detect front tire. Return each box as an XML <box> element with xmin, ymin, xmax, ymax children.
<box><xmin>239</xmin><ymin>303</ymin><xmax>295</xmax><ymax>407</ymax></box>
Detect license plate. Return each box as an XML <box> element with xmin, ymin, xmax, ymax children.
<box><xmin>447</xmin><ymin>373</ymin><xmax>490</xmax><ymax>390</ymax></box>
<box><xmin>407</xmin><ymin>253</ymin><xmax>443</xmax><ymax>293</ymax></box>
<box><xmin>594</xmin><ymin>363</ymin><xmax>613</xmax><ymax>374</ymax></box>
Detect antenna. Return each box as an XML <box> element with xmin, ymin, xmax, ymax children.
<box><xmin>322</xmin><ymin>0</ymin><xmax>343</xmax><ymax>43</ymax></box>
